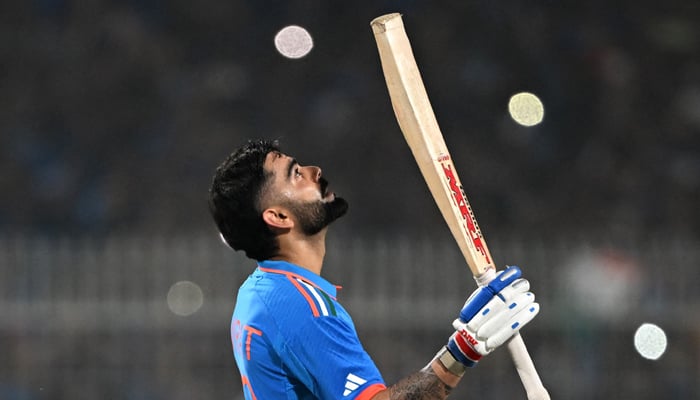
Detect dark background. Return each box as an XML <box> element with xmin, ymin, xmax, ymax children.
<box><xmin>1</xmin><ymin>1</ymin><xmax>699</xmax><ymax>399</ymax></box>
<box><xmin>2</xmin><ymin>1</ymin><xmax>699</xmax><ymax>239</ymax></box>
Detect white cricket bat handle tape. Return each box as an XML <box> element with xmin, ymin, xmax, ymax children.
<box><xmin>476</xmin><ymin>268</ymin><xmax>551</xmax><ymax>400</ymax></box>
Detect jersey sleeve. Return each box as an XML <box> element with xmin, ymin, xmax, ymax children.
<box><xmin>280</xmin><ymin>315</ymin><xmax>386</xmax><ymax>399</ymax></box>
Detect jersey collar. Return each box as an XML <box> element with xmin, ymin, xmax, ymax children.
<box><xmin>258</xmin><ymin>260</ymin><xmax>338</xmax><ymax>298</ymax></box>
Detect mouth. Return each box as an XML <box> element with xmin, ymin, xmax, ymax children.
<box><xmin>323</xmin><ymin>191</ymin><xmax>336</xmax><ymax>201</ymax></box>
<box><xmin>320</xmin><ymin>179</ymin><xmax>335</xmax><ymax>201</ymax></box>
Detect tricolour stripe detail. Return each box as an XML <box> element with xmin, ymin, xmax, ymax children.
<box><xmin>299</xmin><ymin>279</ymin><xmax>329</xmax><ymax>317</ymax></box>
<box><xmin>258</xmin><ymin>266</ymin><xmax>339</xmax><ymax>318</ymax></box>
<box><xmin>287</xmin><ymin>276</ymin><xmax>320</xmax><ymax>317</ymax></box>
<box><xmin>318</xmin><ymin>289</ymin><xmax>337</xmax><ymax>316</ymax></box>
<box><xmin>257</xmin><ymin>267</ymin><xmax>336</xmax><ymax>298</ymax></box>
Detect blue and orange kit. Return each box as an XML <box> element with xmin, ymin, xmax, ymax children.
<box><xmin>231</xmin><ymin>260</ymin><xmax>386</xmax><ymax>399</ymax></box>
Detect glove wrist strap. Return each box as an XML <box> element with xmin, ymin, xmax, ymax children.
<box><xmin>436</xmin><ymin>346</ymin><xmax>467</xmax><ymax>377</ymax></box>
<box><xmin>474</xmin><ymin>267</ymin><xmax>497</xmax><ymax>287</ymax></box>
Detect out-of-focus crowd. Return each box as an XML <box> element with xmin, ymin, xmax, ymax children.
<box><xmin>2</xmin><ymin>1</ymin><xmax>699</xmax><ymax>238</ymax></box>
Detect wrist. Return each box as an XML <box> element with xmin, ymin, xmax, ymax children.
<box><xmin>427</xmin><ymin>347</ymin><xmax>465</xmax><ymax>390</ymax></box>
<box><xmin>436</xmin><ymin>346</ymin><xmax>467</xmax><ymax>377</ymax></box>
<box><xmin>447</xmin><ymin>327</ymin><xmax>483</xmax><ymax>368</ymax></box>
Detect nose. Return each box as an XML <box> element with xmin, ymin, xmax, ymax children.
<box><xmin>301</xmin><ymin>165</ymin><xmax>322</xmax><ymax>181</ymax></box>
<box><xmin>311</xmin><ymin>166</ymin><xmax>322</xmax><ymax>181</ymax></box>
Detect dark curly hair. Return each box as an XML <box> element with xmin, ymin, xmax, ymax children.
<box><xmin>208</xmin><ymin>139</ymin><xmax>281</xmax><ymax>261</ymax></box>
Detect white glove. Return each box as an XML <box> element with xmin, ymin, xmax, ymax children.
<box><xmin>446</xmin><ymin>266</ymin><xmax>539</xmax><ymax>367</ymax></box>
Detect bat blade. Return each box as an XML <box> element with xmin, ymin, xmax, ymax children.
<box><xmin>370</xmin><ymin>13</ymin><xmax>493</xmax><ymax>276</ymax></box>
<box><xmin>371</xmin><ymin>13</ymin><xmax>550</xmax><ymax>400</ymax></box>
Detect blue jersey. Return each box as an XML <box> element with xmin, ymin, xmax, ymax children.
<box><xmin>231</xmin><ymin>260</ymin><xmax>386</xmax><ymax>400</ymax></box>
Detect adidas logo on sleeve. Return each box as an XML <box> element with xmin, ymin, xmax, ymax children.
<box><xmin>343</xmin><ymin>373</ymin><xmax>367</xmax><ymax>397</ymax></box>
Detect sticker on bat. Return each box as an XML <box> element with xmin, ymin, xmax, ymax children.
<box><xmin>441</xmin><ymin>162</ymin><xmax>492</xmax><ymax>264</ymax></box>
<box><xmin>437</xmin><ymin>154</ymin><xmax>450</xmax><ymax>162</ymax></box>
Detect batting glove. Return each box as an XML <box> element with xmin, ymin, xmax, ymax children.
<box><xmin>445</xmin><ymin>266</ymin><xmax>539</xmax><ymax>368</ymax></box>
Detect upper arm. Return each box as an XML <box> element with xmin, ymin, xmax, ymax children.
<box><xmin>262</xmin><ymin>278</ymin><xmax>384</xmax><ymax>399</ymax></box>
<box><xmin>281</xmin><ymin>314</ymin><xmax>386</xmax><ymax>399</ymax></box>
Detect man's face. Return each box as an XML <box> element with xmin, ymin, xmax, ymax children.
<box><xmin>262</xmin><ymin>151</ymin><xmax>348</xmax><ymax>235</ymax></box>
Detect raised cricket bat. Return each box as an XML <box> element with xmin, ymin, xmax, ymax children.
<box><xmin>371</xmin><ymin>13</ymin><xmax>550</xmax><ymax>400</ymax></box>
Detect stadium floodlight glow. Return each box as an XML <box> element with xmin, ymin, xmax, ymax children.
<box><xmin>274</xmin><ymin>25</ymin><xmax>314</xmax><ymax>59</ymax></box>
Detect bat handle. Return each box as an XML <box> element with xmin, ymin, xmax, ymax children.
<box><xmin>507</xmin><ymin>333</ymin><xmax>550</xmax><ymax>400</ymax></box>
<box><xmin>476</xmin><ymin>268</ymin><xmax>550</xmax><ymax>400</ymax></box>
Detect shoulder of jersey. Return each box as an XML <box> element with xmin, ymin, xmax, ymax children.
<box><xmin>257</xmin><ymin>270</ymin><xmax>339</xmax><ymax>318</ymax></box>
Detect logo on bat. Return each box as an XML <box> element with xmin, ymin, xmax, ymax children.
<box><xmin>441</xmin><ymin>162</ymin><xmax>491</xmax><ymax>264</ymax></box>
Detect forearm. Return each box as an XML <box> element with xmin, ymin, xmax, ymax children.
<box><xmin>371</xmin><ymin>351</ymin><xmax>463</xmax><ymax>400</ymax></box>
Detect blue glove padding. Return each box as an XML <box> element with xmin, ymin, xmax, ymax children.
<box><xmin>459</xmin><ymin>266</ymin><xmax>523</xmax><ymax>322</ymax></box>
<box><xmin>446</xmin><ymin>266</ymin><xmax>539</xmax><ymax>368</ymax></box>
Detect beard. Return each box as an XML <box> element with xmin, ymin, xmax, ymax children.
<box><xmin>285</xmin><ymin>193</ymin><xmax>349</xmax><ymax>236</ymax></box>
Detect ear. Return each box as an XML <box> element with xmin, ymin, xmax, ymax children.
<box><xmin>262</xmin><ymin>207</ymin><xmax>294</xmax><ymax>229</ymax></box>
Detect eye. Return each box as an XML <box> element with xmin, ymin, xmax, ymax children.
<box><xmin>294</xmin><ymin>168</ymin><xmax>302</xmax><ymax>178</ymax></box>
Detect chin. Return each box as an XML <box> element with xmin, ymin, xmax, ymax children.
<box><xmin>325</xmin><ymin>197</ymin><xmax>349</xmax><ymax>225</ymax></box>
<box><xmin>296</xmin><ymin>196</ymin><xmax>350</xmax><ymax>236</ymax></box>
<box><xmin>328</xmin><ymin>197</ymin><xmax>349</xmax><ymax>222</ymax></box>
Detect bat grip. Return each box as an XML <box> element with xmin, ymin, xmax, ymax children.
<box><xmin>507</xmin><ymin>334</ymin><xmax>551</xmax><ymax>400</ymax></box>
<box><xmin>476</xmin><ymin>268</ymin><xmax>550</xmax><ymax>400</ymax></box>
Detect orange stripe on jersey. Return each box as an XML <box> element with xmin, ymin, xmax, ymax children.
<box><xmin>355</xmin><ymin>383</ymin><xmax>387</xmax><ymax>400</ymax></box>
<box><xmin>287</xmin><ymin>275</ymin><xmax>320</xmax><ymax>317</ymax></box>
<box><xmin>259</xmin><ymin>267</ymin><xmax>337</xmax><ymax>300</ymax></box>
<box><xmin>244</xmin><ymin>326</ymin><xmax>262</xmax><ymax>360</ymax></box>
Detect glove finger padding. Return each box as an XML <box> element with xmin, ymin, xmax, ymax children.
<box><xmin>478</xmin><ymin>291</ymin><xmax>535</xmax><ymax>337</ymax></box>
<box><xmin>451</xmin><ymin>294</ymin><xmax>539</xmax><ymax>356</ymax></box>
<box><xmin>496</xmin><ymin>278</ymin><xmax>530</xmax><ymax>302</ymax></box>
<box><xmin>461</xmin><ymin>278</ymin><xmax>530</xmax><ymax>333</ymax></box>
<box><xmin>486</xmin><ymin>302</ymin><xmax>540</xmax><ymax>350</ymax></box>
<box><xmin>480</xmin><ymin>292</ymin><xmax>538</xmax><ymax>350</ymax></box>
<box><xmin>464</xmin><ymin>296</ymin><xmax>506</xmax><ymax>332</ymax></box>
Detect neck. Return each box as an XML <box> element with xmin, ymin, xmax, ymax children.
<box><xmin>271</xmin><ymin>229</ymin><xmax>327</xmax><ymax>275</ymax></box>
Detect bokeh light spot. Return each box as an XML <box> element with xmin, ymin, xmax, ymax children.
<box><xmin>634</xmin><ymin>323</ymin><xmax>667</xmax><ymax>360</ymax></box>
<box><xmin>274</xmin><ymin>25</ymin><xmax>314</xmax><ymax>59</ymax></box>
<box><xmin>167</xmin><ymin>281</ymin><xmax>204</xmax><ymax>317</ymax></box>
<box><xmin>508</xmin><ymin>92</ymin><xmax>545</xmax><ymax>126</ymax></box>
